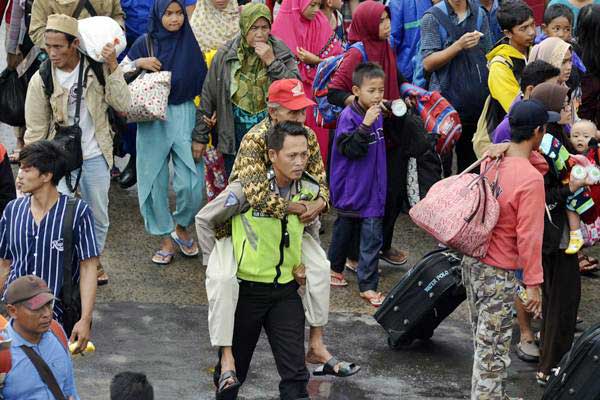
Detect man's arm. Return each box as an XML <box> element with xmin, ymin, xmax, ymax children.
<box><xmin>102</xmin><ymin>45</ymin><xmax>132</xmax><ymax>113</ymax></box>
<box><xmin>110</xmin><ymin>0</ymin><xmax>126</xmax><ymax>28</ymax></box>
<box><xmin>69</xmin><ymin>257</ymin><xmax>97</xmax><ymax>353</ymax></box>
<box><xmin>0</xmin><ymin>259</ymin><xmax>10</xmax><ymax>294</ymax></box>
<box><xmin>69</xmin><ymin>204</ymin><xmax>99</xmax><ymax>353</ymax></box>
<box><xmin>195</xmin><ymin>182</ymin><xmax>248</xmax><ymax>265</ymax></box>
<box><xmin>28</xmin><ymin>0</ymin><xmax>52</xmax><ymax>48</ymax></box>
<box><xmin>24</xmin><ymin>73</ymin><xmax>52</xmax><ymax>144</ymax></box>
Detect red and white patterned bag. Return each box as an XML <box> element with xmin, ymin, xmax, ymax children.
<box><xmin>126</xmin><ymin>71</ymin><xmax>171</xmax><ymax>123</ymax></box>
<box><xmin>409</xmin><ymin>158</ymin><xmax>501</xmax><ymax>258</ymax></box>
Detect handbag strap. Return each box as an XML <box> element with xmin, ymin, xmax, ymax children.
<box><xmin>458</xmin><ymin>156</ymin><xmax>489</xmax><ymax>177</ymax></box>
<box><xmin>73</xmin><ymin>55</ymin><xmax>85</xmax><ymax>126</ymax></box>
<box><xmin>20</xmin><ymin>346</ymin><xmax>67</xmax><ymax>400</ymax></box>
<box><xmin>62</xmin><ymin>197</ymin><xmax>77</xmax><ymax>309</ymax></box>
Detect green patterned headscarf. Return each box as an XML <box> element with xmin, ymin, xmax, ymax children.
<box><xmin>230</xmin><ymin>3</ymin><xmax>273</xmax><ymax>114</ymax></box>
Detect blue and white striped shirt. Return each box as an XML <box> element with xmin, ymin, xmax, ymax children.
<box><xmin>0</xmin><ymin>194</ymin><xmax>99</xmax><ymax>321</ymax></box>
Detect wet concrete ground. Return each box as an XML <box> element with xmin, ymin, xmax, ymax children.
<box><xmin>1</xmin><ymin>30</ymin><xmax>599</xmax><ymax>399</ymax></box>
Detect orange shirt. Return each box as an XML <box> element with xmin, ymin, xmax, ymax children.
<box><xmin>480</xmin><ymin>155</ymin><xmax>546</xmax><ymax>286</ymax></box>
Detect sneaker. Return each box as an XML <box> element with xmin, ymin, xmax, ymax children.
<box><xmin>565</xmin><ymin>231</ymin><xmax>584</xmax><ymax>255</ymax></box>
<box><xmin>516</xmin><ymin>340</ymin><xmax>540</xmax><ymax>363</ymax></box>
<box><xmin>379</xmin><ymin>248</ymin><xmax>409</xmax><ymax>265</ymax></box>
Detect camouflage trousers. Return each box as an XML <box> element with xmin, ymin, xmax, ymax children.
<box><xmin>462</xmin><ymin>257</ymin><xmax>517</xmax><ymax>400</ymax></box>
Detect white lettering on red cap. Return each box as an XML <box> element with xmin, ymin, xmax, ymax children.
<box><xmin>292</xmin><ymin>81</ymin><xmax>304</xmax><ymax>97</ymax></box>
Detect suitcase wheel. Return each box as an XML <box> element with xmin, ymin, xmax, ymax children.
<box><xmin>387</xmin><ymin>335</ymin><xmax>413</xmax><ymax>350</ymax></box>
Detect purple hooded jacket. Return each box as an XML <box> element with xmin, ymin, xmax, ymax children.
<box><xmin>330</xmin><ymin>102</ymin><xmax>387</xmax><ymax>218</ymax></box>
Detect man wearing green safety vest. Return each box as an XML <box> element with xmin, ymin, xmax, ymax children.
<box><xmin>212</xmin><ymin>121</ymin><xmax>315</xmax><ymax>400</ymax></box>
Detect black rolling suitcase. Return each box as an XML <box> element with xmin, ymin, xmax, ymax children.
<box><xmin>543</xmin><ymin>323</ymin><xmax>600</xmax><ymax>400</ymax></box>
<box><xmin>374</xmin><ymin>248</ymin><xmax>465</xmax><ymax>349</ymax></box>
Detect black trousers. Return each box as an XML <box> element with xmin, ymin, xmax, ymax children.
<box><xmin>454</xmin><ymin>121</ymin><xmax>478</xmax><ymax>174</ymax></box>
<box><xmin>539</xmin><ymin>251</ymin><xmax>581</xmax><ymax>374</ymax></box>
<box><xmin>214</xmin><ymin>281</ymin><xmax>309</xmax><ymax>400</ymax></box>
<box><xmin>382</xmin><ymin>145</ymin><xmax>408</xmax><ymax>252</ymax></box>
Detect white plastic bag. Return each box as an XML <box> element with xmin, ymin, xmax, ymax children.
<box><xmin>78</xmin><ymin>16</ymin><xmax>126</xmax><ymax>62</ymax></box>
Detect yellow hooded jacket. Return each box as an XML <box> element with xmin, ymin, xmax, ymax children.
<box><xmin>486</xmin><ymin>44</ymin><xmax>528</xmax><ymax>112</ymax></box>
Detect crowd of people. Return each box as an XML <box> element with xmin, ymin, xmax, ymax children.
<box><xmin>1</xmin><ymin>0</ymin><xmax>600</xmax><ymax>398</ymax></box>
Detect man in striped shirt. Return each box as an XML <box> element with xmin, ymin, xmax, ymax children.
<box><xmin>0</xmin><ymin>141</ymin><xmax>99</xmax><ymax>353</ymax></box>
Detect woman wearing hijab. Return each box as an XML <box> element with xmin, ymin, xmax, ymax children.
<box><xmin>327</xmin><ymin>0</ymin><xmax>411</xmax><ymax>279</ymax></box>
<box><xmin>190</xmin><ymin>0</ymin><xmax>240</xmax><ymax>52</ymax></box>
<box><xmin>271</xmin><ymin>0</ymin><xmax>343</xmax><ymax>164</ymax></box>
<box><xmin>122</xmin><ymin>0</ymin><xmax>208</xmax><ymax>265</ymax></box>
<box><xmin>529</xmin><ymin>36</ymin><xmax>573</xmax><ymax>85</ymax></box>
<box><xmin>193</xmin><ymin>3</ymin><xmax>300</xmax><ymax>175</ymax></box>
<box><xmin>528</xmin><ymin>83</ymin><xmax>582</xmax><ymax>386</ymax></box>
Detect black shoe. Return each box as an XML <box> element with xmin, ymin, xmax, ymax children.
<box><xmin>118</xmin><ymin>156</ymin><xmax>136</xmax><ymax>189</ymax></box>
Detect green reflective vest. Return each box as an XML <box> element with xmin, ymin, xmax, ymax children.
<box><xmin>232</xmin><ymin>173</ymin><xmax>320</xmax><ymax>284</ymax></box>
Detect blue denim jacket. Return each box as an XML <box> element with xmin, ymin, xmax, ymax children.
<box><xmin>2</xmin><ymin>320</ymin><xmax>79</xmax><ymax>400</ymax></box>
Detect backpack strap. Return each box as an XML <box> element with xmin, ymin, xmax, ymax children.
<box><xmin>429</xmin><ymin>3</ymin><xmax>461</xmax><ymax>43</ymax></box>
<box><xmin>429</xmin><ymin>0</ymin><xmax>481</xmax><ymax>44</ymax></box>
<box><xmin>489</xmin><ymin>55</ymin><xmax>513</xmax><ymax>69</ymax></box>
<box><xmin>62</xmin><ymin>197</ymin><xmax>77</xmax><ymax>315</ymax></box>
<box><xmin>72</xmin><ymin>0</ymin><xmax>97</xmax><ymax>19</ymax></box>
<box><xmin>39</xmin><ymin>58</ymin><xmax>54</xmax><ymax>99</ymax></box>
<box><xmin>350</xmin><ymin>42</ymin><xmax>367</xmax><ymax>62</ymax></box>
<box><xmin>49</xmin><ymin>320</ymin><xmax>69</xmax><ymax>353</ymax></box>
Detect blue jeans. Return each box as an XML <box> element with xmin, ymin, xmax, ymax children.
<box><xmin>328</xmin><ymin>215</ymin><xmax>383</xmax><ymax>292</ymax></box>
<box><xmin>58</xmin><ymin>155</ymin><xmax>110</xmax><ymax>254</ymax></box>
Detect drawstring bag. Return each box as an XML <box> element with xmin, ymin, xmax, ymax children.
<box><xmin>409</xmin><ymin>157</ymin><xmax>501</xmax><ymax>258</ymax></box>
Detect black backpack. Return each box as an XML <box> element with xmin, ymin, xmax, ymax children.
<box><xmin>425</xmin><ymin>1</ymin><xmax>490</xmax><ymax>123</ymax></box>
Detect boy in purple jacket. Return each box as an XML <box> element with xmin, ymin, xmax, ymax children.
<box><xmin>328</xmin><ymin>63</ymin><xmax>387</xmax><ymax>307</ymax></box>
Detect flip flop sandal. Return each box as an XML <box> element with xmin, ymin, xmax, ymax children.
<box><xmin>579</xmin><ymin>256</ymin><xmax>599</xmax><ymax>274</ymax></box>
<box><xmin>313</xmin><ymin>357</ymin><xmax>361</xmax><ymax>378</ymax></box>
<box><xmin>330</xmin><ymin>272</ymin><xmax>348</xmax><ymax>287</ymax></box>
<box><xmin>96</xmin><ymin>265</ymin><xmax>109</xmax><ymax>286</ymax></box>
<box><xmin>360</xmin><ymin>291</ymin><xmax>384</xmax><ymax>307</ymax></box>
<box><xmin>345</xmin><ymin>263</ymin><xmax>357</xmax><ymax>273</ymax></box>
<box><xmin>216</xmin><ymin>370</ymin><xmax>241</xmax><ymax>399</ymax></box>
<box><xmin>170</xmin><ymin>231</ymin><xmax>199</xmax><ymax>257</ymax></box>
<box><xmin>152</xmin><ymin>250</ymin><xmax>174</xmax><ymax>265</ymax></box>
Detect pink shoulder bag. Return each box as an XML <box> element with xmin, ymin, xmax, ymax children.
<box><xmin>409</xmin><ymin>157</ymin><xmax>501</xmax><ymax>258</ymax></box>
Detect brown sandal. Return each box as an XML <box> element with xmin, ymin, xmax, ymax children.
<box><xmin>97</xmin><ymin>264</ymin><xmax>109</xmax><ymax>286</ymax></box>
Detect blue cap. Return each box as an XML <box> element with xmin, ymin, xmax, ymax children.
<box><xmin>509</xmin><ymin>99</ymin><xmax>561</xmax><ymax>130</ymax></box>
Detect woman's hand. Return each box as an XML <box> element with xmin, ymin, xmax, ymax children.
<box><xmin>296</xmin><ymin>47</ymin><xmax>322</xmax><ymax>65</ymax></box>
<box><xmin>254</xmin><ymin>42</ymin><xmax>275</xmax><ymax>66</ymax></box>
<box><xmin>136</xmin><ymin>57</ymin><xmax>162</xmax><ymax>72</ymax></box>
<box><xmin>482</xmin><ymin>142</ymin><xmax>510</xmax><ymax>159</ymax></box>
<box><xmin>192</xmin><ymin>142</ymin><xmax>206</xmax><ymax>162</ymax></box>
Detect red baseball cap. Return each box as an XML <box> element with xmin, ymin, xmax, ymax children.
<box><xmin>6</xmin><ymin>275</ymin><xmax>55</xmax><ymax>310</ymax></box>
<box><xmin>268</xmin><ymin>79</ymin><xmax>316</xmax><ymax>111</ymax></box>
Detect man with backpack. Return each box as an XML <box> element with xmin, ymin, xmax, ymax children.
<box><xmin>28</xmin><ymin>0</ymin><xmax>124</xmax><ymax>49</ymax></box>
<box><xmin>421</xmin><ymin>0</ymin><xmax>492</xmax><ymax>173</ymax></box>
<box><xmin>23</xmin><ymin>14</ymin><xmax>131</xmax><ymax>287</ymax></box>
<box><xmin>1</xmin><ymin>275</ymin><xmax>80</xmax><ymax>400</ymax></box>
<box><xmin>0</xmin><ymin>140</ymin><xmax>99</xmax><ymax>355</ymax></box>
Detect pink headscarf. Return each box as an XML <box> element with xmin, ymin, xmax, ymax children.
<box><xmin>272</xmin><ymin>0</ymin><xmax>342</xmax><ymax>84</ymax></box>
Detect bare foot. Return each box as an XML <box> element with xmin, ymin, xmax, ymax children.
<box><xmin>306</xmin><ymin>344</ymin><xmax>338</xmax><ymax>372</ymax></box>
<box><xmin>161</xmin><ymin>236</ymin><xmax>176</xmax><ymax>254</ymax></box>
